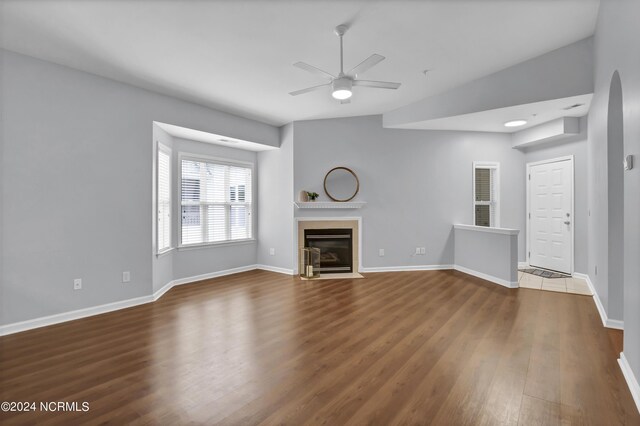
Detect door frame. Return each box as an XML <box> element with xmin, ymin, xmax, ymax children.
<box><xmin>525</xmin><ymin>155</ymin><xmax>575</xmax><ymax>274</ymax></box>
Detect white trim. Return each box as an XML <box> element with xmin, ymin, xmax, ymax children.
<box><xmin>294</xmin><ymin>216</ymin><xmax>363</xmax><ymax>275</ymax></box>
<box><xmin>176</xmin><ymin>238</ymin><xmax>256</xmax><ymax>251</ymax></box>
<box><xmin>171</xmin><ymin>264</ymin><xmax>257</xmax><ymax>286</ymax></box>
<box><xmin>472</xmin><ymin>161</ymin><xmax>500</xmax><ymax>227</ymax></box>
<box><xmin>360</xmin><ymin>265</ymin><xmax>453</xmax><ymax>273</ymax></box>
<box><xmin>156</xmin><ymin>143</ymin><xmax>173</xmax><ymax>254</ymax></box>
<box><xmin>618</xmin><ymin>352</ymin><xmax>640</xmax><ymax>414</ymax></box>
<box><xmin>156</xmin><ymin>247</ymin><xmax>175</xmax><ymax>258</ymax></box>
<box><xmin>153</xmin><ymin>280</ymin><xmax>174</xmax><ymax>301</ymax></box>
<box><xmin>294</xmin><ymin>201</ymin><xmax>366</xmax><ymax>209</ymax></box>
<box><xmin>0</xmin><ymin>294</ymin><xmax>154</xmax><ymax>336</ymax></box>
<box><xmin>575</xmin><ymin>273</ymin><xmax>624</xmax><ymax>330</ymax></box>
<box><xmin>256</xmin><ymin>264</ymin><xmax>295</xmax><ymax>275</ymax></box>
<box><xmin>526</xmin><ymin>155</ymin><xmax>575</xmax><ymax>167</ymax></box>
<box><xmin>526</xmin><ymin>155</ymin><xmax>574</xmax><ymax>275</ymax></box>
<box><xmin>453</xmin><ymin>265</ymin><xmax>519</xmax><ymax>288</ymax></box>
<box><xmin>518</xmin><ymin>262</ymin><xmax>530</xmax><ymax>269</ymax></box>
<box><xmin>0</xmin><ymin>264</ymin><xmax>301</xmax><ymax>336</ymax></box>
<box><xmin>453</xmin><ymin>224</ymin><xmax>519</xmax><ymax>235</ymax></box>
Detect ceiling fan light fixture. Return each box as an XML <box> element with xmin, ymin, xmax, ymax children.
<box><xmin>332</xmin><ymin>77</ymin><xmax>353</xmax><ymax>100</ymax></box>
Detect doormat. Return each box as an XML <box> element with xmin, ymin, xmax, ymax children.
<box><xmin>519</xmin><ymin>268</ymin><xmax>570</xmax><ymax>279</ymax></box>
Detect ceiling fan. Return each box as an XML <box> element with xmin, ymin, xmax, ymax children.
<box><xmin>289</xmin><ymin>25</ymin><xmax>401</xmax><ymax>103</ymax></box>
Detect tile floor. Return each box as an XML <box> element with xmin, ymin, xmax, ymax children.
<box><xmin>518</xmin><ymin>271</ymin><xmax>592</xmax><ymax>295</ymax></box>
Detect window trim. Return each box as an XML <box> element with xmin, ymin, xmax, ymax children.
<box><xmin>156</xmin><ymin>143</ymin><xmax>172</xmax><ymax>255</ymax></box>
<box><xmin>177</xmin><ymin>152</ymin><xmax>254</xmax><ymax>248</ymax></box>
<box><xmin>472</xmin><ymin>161</ymin><xmax>500</xmax><ymax>228</ymax></box>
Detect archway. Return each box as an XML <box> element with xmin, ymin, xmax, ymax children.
<box><xmin>607</xmin><ymin>71</ymin><xmax>624</xmax><ymax>321</ymax></box>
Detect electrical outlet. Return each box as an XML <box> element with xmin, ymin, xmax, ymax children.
<box><xmin>420</xmin><ymin>247</ymin><xmax>426</xmax><ymax>255</ymax></box>
<box><xmin>415</xmin><ymin>247</ymin><xmax>421</xmax><ymax>255</ymax></box>
<box><xmin>379</xmin><ymin>248</ymin><xmax>385</xmax><ymax>257</ymax></box>
<box><xmin>269</xmin><ymin>248</ymin><xmax>275</xmax><ymax>256</ymax></box>
<box><xmin>73</xmin><ymin>278</ymin><xmax>82</xmax><ymax>290</ymax></box>
<box><xmin>122</xmin><ymin>271</ymin><xmax>131</xmax><ymax>283</ymax></box>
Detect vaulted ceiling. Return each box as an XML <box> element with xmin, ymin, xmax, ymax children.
<box><xmin>0</xmin><ymin>0</ymin><xmax>600</xmax><ymax>126</ymax></box>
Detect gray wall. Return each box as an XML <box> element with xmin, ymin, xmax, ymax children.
<box><xmin>520</xmin><ymin>118</ymin><xmax>589</xmax><ymax>274</ymax></box>
<box><xmin>0</xmin><ymin>49</ymin><xmax>277</xmax><ymax>325</ymax></box>
<box><xmin>256</xmin><ymin>123</ymin><xmax>294</xmax><ymax>270</ymax></box>
<box><xmin>385</xmin><ymin>37</ymin><xmax>593</xmax><ymax>128</ymax></box>
<box><xmin>292</xmin><ymin>115</ymin><xmax>526</xmax><ymax>268</ymax></box>
<box><xmin>454</xmin><ymin>227</ymin><xmax>518</xmax><ymax>284</ymax></box>
<box><xmin>588</xmin><ymin>0</ymin><xmax>640</xmax><ymax>380</ymax></box>
<box><xmin>151</xmin><ymin>124</ymin><xmax>174</xmax><ymax>293</ymax></box>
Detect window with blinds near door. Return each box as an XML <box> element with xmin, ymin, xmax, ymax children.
<box><xmin>473</xmin><ymin>162</ymin><xmax>500</xmax><ymax>227</ymax></box>
<box><xmin>157</xmin><ymin>146</ymin><xmax>172</xmax><ymax>253</ymax></box>
<box><xmin>180</xmin><ymin>157</ymin><xmax>252</xmax><ymax>246</ymax></box>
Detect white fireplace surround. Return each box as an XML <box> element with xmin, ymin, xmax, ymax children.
<box><xmin>294</xmin><ymin>217</ymin><xmax>363</xmax><ymax>275</ymax></box>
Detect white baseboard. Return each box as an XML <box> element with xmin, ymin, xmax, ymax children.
<box><xmin>518</xmin><ymin>262</ymin><xmax>529</xmax><ymax>269</ymax></box>
<box><xmin>453</xmin><ymin>265</ymin><xmax>519</xmax><ymax>288</ymax></box>
<box><xmin>1</xmin><ymin>264</ymin><xmax>269</xmax><ymax>337</ymax></box>
<box><xmin>0</xmin><ymin>294</ymin><xmax>154</xmax><ymax>336</ymax></box>
<box><xmin>619</xmin><ymin>352</ymin><xmax>640</xmax><ymax>414</ymax></box>
<box><xmin>575</xmin><ymin>273</ymin><xmax>624</xmax><ymax>330</ymax></box>
<box><xmin>256</xmin><ymin>264</ymin><xmax>295</xmax><ymax>275</ymax></box>
<box><xmin>360</xmin><ymin>264</ymin><xmax>453</xmax><ymax>273</ymax></box>
<box><xmin>171</xmin><ymin>265</ymin><xmax>258</xmax><ymax>286</ymax></box>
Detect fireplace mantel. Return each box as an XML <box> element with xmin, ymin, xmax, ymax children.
<box><xmin>294</xmin><ymin>201</ymin><xmax>366</xmax><ymax>209</ymax></box>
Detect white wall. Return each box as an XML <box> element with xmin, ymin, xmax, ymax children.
<box><xmin>589</xmin><ymin>0</ymin><xmax>640</xmax><ymax>384</ymax></box>
<box><xmin>292</xmin><ymin>115</ymin><xmax>526</xmax><ymax>268</ymax></box>
<box><xmin>0</xmin><ymin>49</ymin><xmax>278</xmax><ymax>326</ymax></box>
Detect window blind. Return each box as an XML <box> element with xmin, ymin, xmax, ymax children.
<box><xmin>474</xmin><ymin>165</ymin><xmax>498</xmax><ymax>227</ymax></box>
<box><xmin>157</xmin><ymin>147</ymin><xmax>171</xmax><ymax>252</ymax></box>
<box><xmin>181</xmin><ymin>158</ymin><xmax>252</xmax><ymax>246</ymax></box>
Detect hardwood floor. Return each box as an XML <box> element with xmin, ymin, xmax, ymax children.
<box><xmin>0</xmin><ymin>270</ymin><xmax>638</xmax><ymax>425</ymax></box>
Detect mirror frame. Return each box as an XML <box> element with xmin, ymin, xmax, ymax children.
<box><xmin>323</xmin><ymin>166</ymin><xmax>360</xmax><ymax>202</ymax></box>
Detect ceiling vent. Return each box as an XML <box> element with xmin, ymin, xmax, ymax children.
<box><xmin>563</xmin><ymin>103</ymin><xmax>584</xmax><ymax>110</ymax></box>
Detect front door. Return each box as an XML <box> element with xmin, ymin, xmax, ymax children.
<box><xmin>528</xmin><ymin>158</ymin><xmax>573</xmax><ymax>274</ymax></box>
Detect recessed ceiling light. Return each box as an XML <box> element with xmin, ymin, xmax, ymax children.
<box><xmin>504</xmin><ymin>119</ymin><xmax>528</xmax><ymax>128</ymax></box>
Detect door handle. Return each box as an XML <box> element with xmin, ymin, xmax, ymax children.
<box><xmin>564</xmin><ymin>221</ymin><xmax>571</xmax><ymax>225</ymax></box>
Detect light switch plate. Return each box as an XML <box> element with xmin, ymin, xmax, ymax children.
<box><xmin>624</xmin><ymin>154</ymin><xmax>633</xmax><ymax>171</ymax></box>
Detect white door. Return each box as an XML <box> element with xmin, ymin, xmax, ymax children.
<box><xmin>528</xmin><ymin>158</ymin><xmax>573</xmax><ymax>274</ymax></box>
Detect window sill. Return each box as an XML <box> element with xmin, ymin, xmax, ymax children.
<box><xmin>453</xmin><ymin>224</ymin><xmax>519</xmax><ymax>235</ymax></box>
<box><xmin>177</xmin><ymin>239</ymin><xmax>256</xmax><ymax>251</ymax></box>
<box><xmin>156</xmin><ymin>247</ymin><xmax>175</xmax><ymax>258</ymax></box>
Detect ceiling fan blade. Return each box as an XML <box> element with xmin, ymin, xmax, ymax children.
<box><xmin>293</xmin><ymin>62</ymin><xmax>335</xmax><ymax>80</ymax></box>
<box><xmin>348</xmin><ymin>54</ymin><xmax>385</xmax><ymax>77</ymax></box>
<box><xmin>289</xmin><ymin>82</ymin><xmax>331</xmax><ymax>96</ymax></box>
<box><xmin>353</xmin><ymin>79</ymin><xmax>401</xmax><ymax>90</ymax></box>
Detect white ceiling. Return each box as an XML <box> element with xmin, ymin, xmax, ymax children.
<box><xmin>0</xmin><ymin>0</ymin><xmax>600</xmax><ymax>126</ymax></box>
<box><xmin>393</xmin><ymin>94</ymin><xmax>592</xmax><ymax>133</ymax></box>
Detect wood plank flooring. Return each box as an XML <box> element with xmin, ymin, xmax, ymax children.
<box><xmin>0</xmin><ymin>270</ymin><xmax>638</xmax><ymax>425</ymax></box>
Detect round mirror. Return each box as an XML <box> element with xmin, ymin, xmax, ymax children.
<box><xmin>323</xmin><ymin>167</ymin><xmax>359</xmax><ymax>202</ymax></box>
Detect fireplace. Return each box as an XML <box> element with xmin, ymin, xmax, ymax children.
<box><xmin>304</xmin><ymin>228</ymin><xmax>353</xmax><ymax>273</ymax></box>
